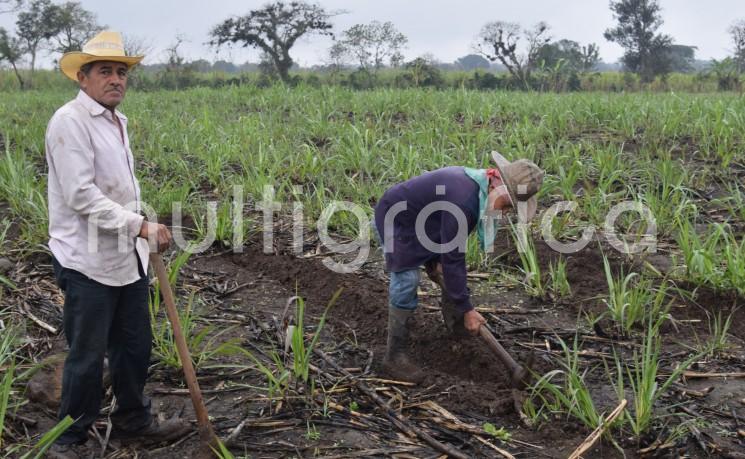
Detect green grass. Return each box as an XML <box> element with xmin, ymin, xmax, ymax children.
<box><xmin>548</xmin><ymin>257</ymin><xmax>571</xmax><ymax>299</ymax></box>
<box><xmin>149</xmin><ymin>252</ymin><xmax>240</xmax><ymax>369</ymax></box>
<box><xmin>675</xmin><ymin>221</ymin><xmax>745</xmax><ymax>296</ymax></box>
<box><xmin>1</xmin><ymin>89</ymin><xmax>743</xmax><ymax>264</ymax></box>
<box><xmin>601</xmin><ymin>255</ymin><xmax>672</xmax><ymax>335</ymax></box>
<box><xmin>609</xmin><ymin>320</ymin><xmax>700</xmax><ymax>441</ymax></box>
<box><xmin>0</xmin><ymin>140</ymin><xmax>47</xmax><ymax>252</ymax></box>
<box><xmin>483</xmin><ymin>422</ymin><xmax>511</xmax><ymax>442</ymax></box>
<box><xmin>526</xmin><ymin>337</ymin><xmax>607</xmax><ymax>432</ymax></box>
<box><xmin>289</xmin><ymin>290</ymin><xmax>340</xmax><ymax>384</ymax></box>
<box><xmin>0</xmin><ymin>324</ymin><xmax>73</xmax><ymax>455</ymax></box>
<box><xmin>705</xmin><ymin>309</ymin><xmax>736</xmax><ymax>356</ymax></box>
<box><xmin>512</xmin><ymin>225</ymin><xmax>545</xmax><ymax>298</ymax></box>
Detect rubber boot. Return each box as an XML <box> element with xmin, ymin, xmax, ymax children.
<box><xmin>381</xmin><ymin>307</ymin><xmax>426</xmax><ymax>384</ymax></box>
<box><xmin>425</xmin><ymin>261</ymin><xmax>467</xmax><ymax>337</ymax></box>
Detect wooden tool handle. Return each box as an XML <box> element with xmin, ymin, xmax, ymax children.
<box><xmin>150</xmin><ymin>253</ymin><xmax>218</xmax><ymax>448</ymax></box>
<box><xmin>478</xmin><ymin>325</ymin><xmax>520</xmax><ymax>374</ymax></box>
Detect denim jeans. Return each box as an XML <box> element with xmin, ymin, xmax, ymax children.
<box><xmin>389</xmin><ymin>268</ymin><xmax>421</xmax><ymax>310</ymax></box>
<box><xmin>52</xmin><ymin>256</ymin><xmax>152</xmax><ymax>444</ymax></box>
<box><xmin>373</xmin><ymin>220</ymin><xmax>422</xmax><ymax>311</ymax></box>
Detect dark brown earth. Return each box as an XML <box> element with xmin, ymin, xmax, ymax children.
<box><xmin>5</xmin><ymin>228</ymin><xmax>745</xmax><ymax>458</ymax></box>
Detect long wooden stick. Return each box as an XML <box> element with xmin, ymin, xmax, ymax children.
<box><xmin>314</xmin><ymin>348</ymin><xmax>469</xmax><ymax>459</ymax></box>
<box><xmin>568</xmin><ymin>399</ymin><xmax>627</xmax><ymax>459</ymax></box>
<box><xmin>150</xmin><ymin>253</ymin><xmax>218</xmax><ymax>449</ymax></box>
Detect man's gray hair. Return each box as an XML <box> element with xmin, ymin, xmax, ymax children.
<box><xmin>79</xmin><ymin>62</ymin><xmax>94</xmax><ymax>76</ymax></box>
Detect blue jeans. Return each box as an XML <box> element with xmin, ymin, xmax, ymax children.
<box><xmin>390</xmin><ymin>269</ymin><xmax>420</xmax><ymax>310</ymax></box>
<box><xmin>373</xmin><ymin>220</ymin><xmax>421</xmax><ymax>311</ymax></box>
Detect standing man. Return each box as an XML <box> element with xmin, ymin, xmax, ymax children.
<box><xmin>47</xmin><ymin>31</ymin><xmax>188</xmax><ymax>457</ymax></box>
<box><xmin>374</xmin><ymin>152</ymin><xmax>544</xmax><ymax>383</ymax></box>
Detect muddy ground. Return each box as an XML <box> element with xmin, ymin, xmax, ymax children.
<box><xmin>6</xmin><ymin>227</ymin><xmax>745</xmax><ymax>458</ymax></box>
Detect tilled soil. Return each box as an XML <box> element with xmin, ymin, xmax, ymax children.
<box><xmin>9</xmin><ymin>233</ymin><xmax>745</xmax><ymax>458</ymax></box>
<box><xmin>193</xmin><ymin>242</ymin><xmax>610</xmax><ymax>457</ymax></box>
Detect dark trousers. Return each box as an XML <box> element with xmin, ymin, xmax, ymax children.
<box><xmin>52</xmin><ymin>257</ymin><xmax>152</xmax><ymax>444</ymax></box>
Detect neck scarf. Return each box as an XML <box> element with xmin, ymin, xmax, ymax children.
<box><xmin>463</xmin><ymin>167</ymin><xmax>502</xmax><ymax>251</ymax></box>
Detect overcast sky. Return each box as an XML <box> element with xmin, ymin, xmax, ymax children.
<box><xmin>0</xmin><ymin>0</ymin><xmax>740</xmax><ymax>68</ymax></box>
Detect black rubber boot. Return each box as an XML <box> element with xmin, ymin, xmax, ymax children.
<box><xmin>425</xmin><ymin>260</ymin><xmax>467</xmax><ymax>337</ymax></box>
<box><xmin>381</xmin><ymin>307</ymin><xmax>426</xmax><ymax>384</ymax></box>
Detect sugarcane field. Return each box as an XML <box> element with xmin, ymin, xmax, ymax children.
<box><xmin>1</xmin><ymin>1</ymin><xmax>745</xmax><ymax>458</ymax></box>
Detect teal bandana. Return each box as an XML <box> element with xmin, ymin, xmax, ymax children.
<box><xmin>463</xmin><ymin>167</ymin><xmax>500</xmax><ymax>251</ymax></box>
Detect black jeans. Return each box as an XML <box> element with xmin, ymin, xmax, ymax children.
<box><xmin>52</xmin><ymin>257</ymin><xmax>152</xmax><ymax>445</ymax></box>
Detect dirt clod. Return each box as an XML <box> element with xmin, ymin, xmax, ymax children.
<box><xmin>0</xmin><ymin>257</ymin><xmax>13</xmax><ymax>273</ymax></box>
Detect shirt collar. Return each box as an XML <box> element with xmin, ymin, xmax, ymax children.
<box><xmin>75</xmin><ymin>90</ymin><xmax>127</xmax><ymax>122</ymax></box>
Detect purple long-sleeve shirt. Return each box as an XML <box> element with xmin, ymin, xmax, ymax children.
<box><xmin>374</xmin><ymin>166</ymin><xmax>479</xmax><ymax>312</ymax></box>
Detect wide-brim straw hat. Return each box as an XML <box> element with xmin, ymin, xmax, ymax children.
<box><xmin>491</xmin><ymin>151</ymin><xmax>545</xmax><ymax>222</ymax></box>
<box><xmin>59</xmin><ymin>31</ymin><xmax>143</xmax><ymax>81</ymax></box>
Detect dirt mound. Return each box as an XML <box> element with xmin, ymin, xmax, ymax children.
<box><xmin>225</xmin><ymin>244</ymin><xmax>515</xmax><ymax>415</ymax></box>
<box><xmin>230</xmin><ymin>248</ymin><xmax>388</xmax><ymax>344</ymax></box>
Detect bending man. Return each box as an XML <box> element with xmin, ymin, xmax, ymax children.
<box><xmin>374</xmin><ymin>152</ymin><xmax>544</xmax><ymax>383</ymax></box>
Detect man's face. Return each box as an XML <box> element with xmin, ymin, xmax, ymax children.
<box><xmin>77</xmin><ymin>61</ymin><xmax>129</xmax><ymax>108</ymax></box>
<box><xmin>487</xmin><ymin>178</ymin><xmax>513</xmax><ymax>214</ymax></box>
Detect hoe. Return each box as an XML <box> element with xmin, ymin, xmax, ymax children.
<box><xmin>428</xmin><ymin>264</ymin><xmax>533</xmax><ymax>390</ymax></box>
<box><xmin>442</xmin><ymin>297</ymin><xmax>533</xmax><ymax>389</ymax></box>
<box><xmin>150</xmin><ymin>253</ymin><xmax>220</xmax><ymax>455</ymax></box>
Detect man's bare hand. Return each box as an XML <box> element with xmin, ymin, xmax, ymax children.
<box><xmin>463</xmin><ymin>309</ymin><xmax>486</xmax><ymax>335</ymax></box>
<box><xmin>139</xmin><ymin>221</ymin><xmax>172</xmax><ymax>253</ymax></box>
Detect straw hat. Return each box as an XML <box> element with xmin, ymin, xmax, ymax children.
<box><xmin>491</xmin><ymin>151</ymin><xmax>545</xmax><ymax>222</ymax></box>
<box><xmin>59</xmin><ymin>31</ymin><xmax>143</xmax><ymax>81</ymax></box>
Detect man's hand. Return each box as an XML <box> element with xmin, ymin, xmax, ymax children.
<box><xmin>139</xmin><ymin>221</ymin><xmax>172</xmax><ymax>253</ymax></box>
<box><xmin>463</xmin><ymin>309</ymin><xmax>486</xmax><ymax>335</ymax></box>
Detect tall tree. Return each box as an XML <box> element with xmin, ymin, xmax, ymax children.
<box><xmin>212</xmin><ymin>59</ymin><xmax>237</xmax><ymax>73</ymax></box>
<box><xmin>474</xmin><ymin>21</ymin><xmax>551</xmax><ymax>89</ymax></box>
<box><xmin>51</xmin><ymin>1</ymin><xmax>102</xmax><ymax>54</ymax></box>
<box><xmin>578</xmin><ymin>43</ymin><xmax>601</xmax><ymax>73</ymax></box>
<box><xmin>454</xmin><ymin>53</ymin><xmax>490</xmax><ymax>71</ymax></box>
<box><xmin>536</xmin><ymin>39</ymin><xmax>600</xmax><ymax>73</ymax></box>
<box><xmin>210</xmin><ymin>1</ymin><xmax>334</xmax><ymax>83</ymax></box>
<box><xmin>122</xmin><ymin>33</ymin><xmax>152</xmax><ymax>57</ymax></box>
<box><xmin>730</xmin><ymin>19</ymin><xmax>745</xmax><ymax>73</ymax></box>
<box><xmin>403</xmin><ymin>54</ymin><xmax>443</xmax><ymax>88</ymax></box>
<box><xmin>15</xmin><ymin>0</ymin><xmax>61</xmax><ymax>84</ymax></box>
<box><xmin>0</xmin><ymin>27</ymin><xmax>26</xmax><ymax>88</ymax></box>
<box><xmin>709</xmin><ymin>58</ymin><xmax>740</xmax><ymax>91</ymax></box>
<box><xmin>665</xmin><ymin>44</ymin><xmax>696</xmax><ymax>73</ymax></box>
<box><xmin>604</xmin><ymin>0</ymin><xmax>673</xmax><ymax>82</ymax></box>
<box><xmin>331</xmin><ymin>21</ymin><xmax>407</xmax><ymax>72</ymax></box>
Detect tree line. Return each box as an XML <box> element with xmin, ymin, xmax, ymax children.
<box><xmin>0</xmin><ymin>0</ymin><xmax>100</xmax><ymax>88</ymax></box>
<box><xmin>1</xmin><ymin>0</ymin><xmax>744</xmax><ymax>91</ymax></box>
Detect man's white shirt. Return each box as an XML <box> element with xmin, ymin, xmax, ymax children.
<box><xmin>46</xmin><ymin>90</ymin><xmax>149</xmax><ymax>286</ymax></box>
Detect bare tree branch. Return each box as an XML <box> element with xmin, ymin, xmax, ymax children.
<box><xmin>729</xmin><ymin>19</ymin><xmax>745</xmax><ymax>73</ymax></box>
<box><xmin>474</xmin><ymin>20</ymin><xmax>550</xmax><ymax>89</ymax></box>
